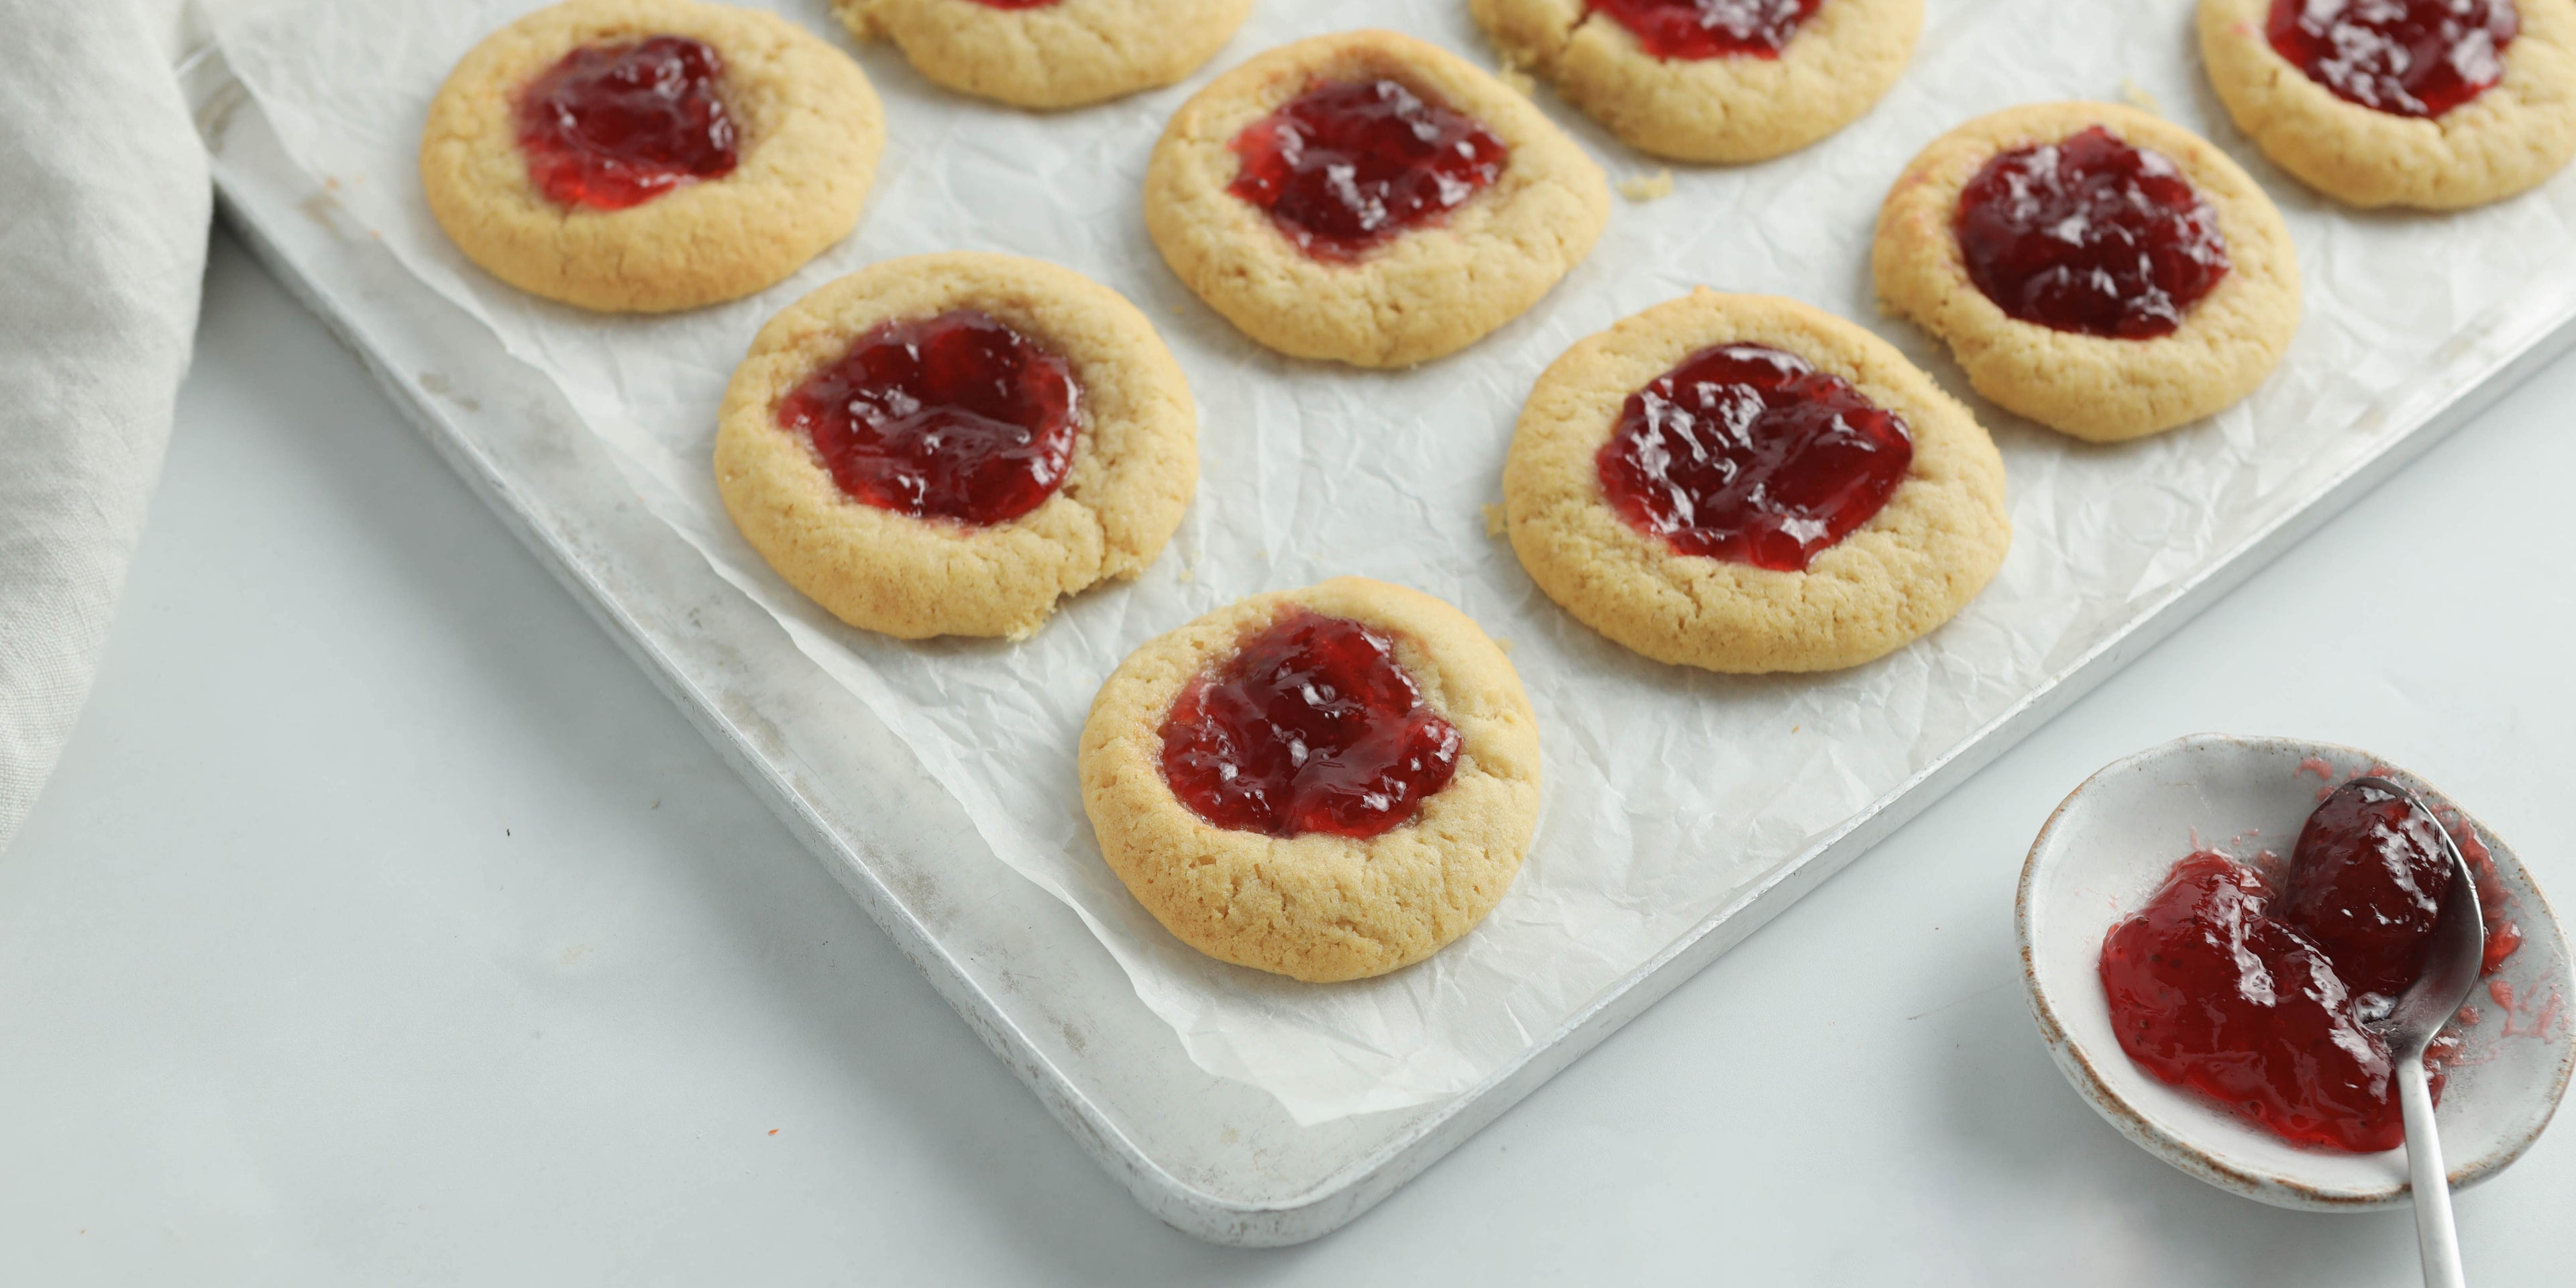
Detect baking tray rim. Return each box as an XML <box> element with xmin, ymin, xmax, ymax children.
<box><xmin>185</xmin><ymin>40</ymin><xmax>2576</xmax><ymax>1246</ymax></box>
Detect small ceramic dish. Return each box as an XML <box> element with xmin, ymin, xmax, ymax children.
<box><xmin>2018</xmin><ymin>733</ymin><xmax>2575</xmax><ymax>1210</ymax></box>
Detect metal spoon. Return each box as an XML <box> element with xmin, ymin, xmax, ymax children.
<box><xmin>2347</xmin><ymin>776</ymin><xmax>2487</xmax><ymax>1288</ymax></box>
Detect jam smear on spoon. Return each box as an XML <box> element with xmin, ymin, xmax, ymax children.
<box><xmin>516</xmin><ymin>36</ymin><xmax>739</xmax><ymax>211</ymax></box>
<box><xmin>1228</xmin><ymin>78</ymin><xmax>1508</xmax><ymax>262</ymax></box>
<box><xmin>1160</xmin><ymin>611</ymin><xmax>1462</xmax><ymax>839</ymax></box>
<box><xmin>2277</xmin><ymin>781</ymin><xmax>2457</xmax><ymax>1002</ymax></box>
<box><xmin>777</xmin><ymin>309</ymin><xmax>1079</xmax><ymax>527</ymax></box>
<box><xmin>1595</xmin><ymin>343</ymin><xmax>1913</xmax><ymax>572</ymax></box>
<box><xmin>1953</xmin><ymin>125</ymin><xmax>2231</xmax><ymax>339</ymax></box>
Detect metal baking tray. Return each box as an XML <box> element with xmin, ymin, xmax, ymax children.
<box><xmin>185</xmin><ymin>40</ymin><xmax>2576</xmax><ymax>1246</ymax></box>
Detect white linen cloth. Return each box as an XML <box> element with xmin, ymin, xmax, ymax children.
<box><xmin>0</xmin><ymin>0</ymin><xmax>208</xmax><ymax>853</ymax></box>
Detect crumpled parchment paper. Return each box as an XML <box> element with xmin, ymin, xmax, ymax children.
<box><xmin>218</xmin><ymin>0</ymin><xmax>2576</xmax><ymax>1123</ymax></box>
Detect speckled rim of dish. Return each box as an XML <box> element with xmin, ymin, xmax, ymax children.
<box><xmin>2017</xmin><ymin>733</ymin><xmax>2576</xmax><ymax>1210</ymax></box>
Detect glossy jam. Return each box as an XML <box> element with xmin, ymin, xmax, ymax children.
<box><xmin>2278</xmin><ymin>782</ymin><xmax>2455</xmax><ymax>1002</ymax></box>
<box><xmin>2100</xmin><ymin>852</ymin><xmax>2414</xmax><ymax>1152</ymax></box>
<box><xmin>2267</xmin><ymin>0</ymin><xmax>2517</xmax><ymax>119</ymax></box>
<box><xmin>1159</xmin><ymin>612</ymin><xmax>1462</xmax><ymax>839</ymax></box>
<box><xmin>775</xmin><ymin>310</ymin><xmax>1079</xmax><ymax>527</ymax></box>
<box><xmin>1228</xmin><ymin>79</ymin><xmax>1508</xmax><ymax>262</ymax></box>
<box><xmin>1586</xmin><ymin>0</ymin><xmax>1827</xmax><ymax>58</ymax></box>
<box><xmin>1953</xmin><ymin>126</ymin><xmax>2231</xmax><ymax>339</ymax></box>
<box><xmin>2099</xmin><ymin>773</ymin><xmax>2536</xmax><ymax>1153</ymax></box>
<box><xmin>515</xmin><ymin>36</ymin><xmax>739</xmax><ymax>211</ymax></box>
<box><xmin>1595</xmin><ymin>343</ymin><xmax>1913</xmax><ymax>572</ymax></box>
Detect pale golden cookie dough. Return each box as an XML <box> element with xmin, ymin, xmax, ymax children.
<box><xmin>835</xmin><ymin>0</ymin><xmax>1254</xmax><ymax>109</ymax></box>
<box><xmin>1503</xmin><ymin>290</ymin><xmax>2010</xmax><ymax>674</ymax></box>
<box><xmin>715</xmin><ymin>252</ymin><xmax>1197</xmax><ymax>640</ymax></box>
<box><xmin>1872</xmin><ymin>101</ymin><xmax>2302</xmax><ymax>443</ymax></box>
<box><xmin>2200</xmin><ymin>0</ymin><xmax>2576</xmax><ymax>209</ymax></box>
<box><xmin>421</xmin><ymin>0</ymin><xmax>884</xmax><ymax>314</ymax></box>
<box><xmin>1144</xmin><ymin>29</ymin><xmax>1611</xmax><ymax>368</ymax></box>
<box><xmin>1469</xmin><ymin>0</ymin><xmax>1922</xmax><ymax>163</ymax></box>
<box><xmin>1079</xmin><ymin>578</ymin><xmax>1542</xmax><ymax>983</ymax></box>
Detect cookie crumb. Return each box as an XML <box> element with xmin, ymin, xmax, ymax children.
<box><xmin>1493</xmin><ymin>637</ymin><xmax>1513</xmax><ymax>655</ymax></box>
<box><xmin>1499</xmin><ymin>64</ymin><xmax>1537</xmax><ymax>96</ymax></box>
<box><xmin>1618</xmin><ymin>168</ymin><xmax>1676</xmax><ymax>203</ymax></box>
<box><xmin>2119</xmin><ymin>78</ymin><xmax>2162</xmax><ymax>115</ymax></box>
<box><xmin>1176</xmin><ymin>566</ymin><xmax>1195</xmax><ymax>584</ymax></box>
<box><xmin>1481</xmin><ymin>502</ymin><xmax>1508</xmax><ymax>537</ymax></box>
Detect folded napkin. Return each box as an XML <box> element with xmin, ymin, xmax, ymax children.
<box><xmin>0</xmin><ymin>0</ymin><xmax>209</xmax><ymax>853</ymax></box>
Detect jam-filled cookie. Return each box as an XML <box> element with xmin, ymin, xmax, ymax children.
<box><xmin>2200</xmin><ymin>0</ymin><xmax>2576</xmax><ymax>209</ymax></box>
<box><xmin>835</xmin><ymin>0</ymin><xmax>1255</xmax><ymax>109</ymax></box>
<box><xmin>1503</xmin><ymin>291</ymin><xmax>2009</xmax><ymax>674</ymax></box>
<box><xmin>422</xmin><ymin>0</ymin><xmax>885</xmax><ymax>313</ymax></box>
<box><xmin>1079</xmin><ymin>578</ymin><xmax>1541</xmax><ymax>982</ymax></box>
<box><xmin>1468</xmin><ymin>0</ymin><xmax>1923</xmax><ymax>163</ymax></box>
<box><xmin>1872</xmin><ymin>102</ymin><xmax>2302</xmax><ymax>442</ymax></box>
<box><xmin>1144</xmin><ymin>29</ymin><xmax>1611</xmax><ymax>368</ymax></box>
<box><xmin>715</xmin><ymin>252</ymin><xmax>1197</xmax><ymax>640</ymax></box>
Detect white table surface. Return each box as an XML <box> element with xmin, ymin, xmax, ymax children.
<box><xmin>4</xmin><ymin>231</ymin><xmax>2571</xmax><ymax>1284</ymax></box>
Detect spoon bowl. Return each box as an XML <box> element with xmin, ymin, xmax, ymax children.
<box><xmin>2350</xmin><ymin>775</ymin><xmax>2493</xmax><ymax>1061</ymax></box>
<box><xmin>2339</xmin><ymin>775</ymin><xmax>2486</xmax><ymax>1286</ymax></box>
<box><xmin>2018</xmin><ymin>734</ymin><xmax>2576</xmax><ymax>1210</ymax></box>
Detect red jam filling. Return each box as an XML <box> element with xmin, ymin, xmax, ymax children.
<box><xmin>1953</xmin><ymin>126</ymin><xmax>2231</xmax><ymax>340</ymax></box>
<box><xmin>776</xmin><ymin>310</ymin><xmax>1079</xmax><ymax>527</ymax></box>
<box><xmin>2267</xmin><ymin>0</ymin><xmax>2517</xmax><ymax>119</ymax></box>
<box><xmin>2099</xmin><ymin>783</ymin><xmax>2521</xmax><ymax>1153</ymax></box>
<box><xmin>515</xmin><ymin>36</ymin><xmax>739</xmax><ymax>211</ymax></box>
<box><xmin>1586</xmin><ymin>0</ymin><xmax>1827</xmax><ymax>58</ymax></box>
<box><xmin>2102</xmin><ymin>852</ymin><xmax>2416</xmax><ymax>1152</ymax></box>
<box><xmin>2277</xmin><ymin>782</ymin><xmax>2459</xmax><ymax>1002</ymax></box>
<box><xmin>1159</xmin><ymin>612</ymin><xmax>1462</xmax><ymax>840</ymax></box>
<box><xmin>1227</xmin><ymin>79</ymin><xmax>1508</xmax><ymax>262</ymax></box>
<box><xmin>1595</xmin><ymin>343</ymin><xmax>1913</xmax><ymax>572</ymax></box>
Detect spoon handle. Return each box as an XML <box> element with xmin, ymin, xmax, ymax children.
<box><xmin>2398</xmin><ymin>1057</ymin><xmax>2466</xmax><ymax>1288</ymax></box>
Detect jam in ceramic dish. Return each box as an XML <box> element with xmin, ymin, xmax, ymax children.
<box><xmin>1228</xmin><ymin>78</ymin><xmax>1509</xmax><ymax>262</ymax></box>
<box><xmin>2267</xmin><ymin>0</ymin><xmax>2517</xmax><ymax>119</ymax></box>
<box><xmin>2102</xmin><ymin>851</ymin><xmax>2416</xmax><ymax>1151</ymax></box>
<box><xmin>1160</xmin><ymin>611</ymin><xmax>1462</xmax><ymax>839</ymax></box>
<box><xmin>517</xmin><ymin>36</ymin><xmax>739</xmax><ymax>211</ymax></box>
<box><xmin>2099</xmin><ymin>780</ymin><xmax>2517</xmax><ymax>1152</ymax></box>
<box><xmin>1953</xmin><ymin>125</ymin><xmax>2231</xmax><ymax>339</ymax></box>
<box><xmin>1595</xmin><ymin>343</ymin><xmax>1914</xmax><ymax>572</ymax></box>
<box><xmin>777</xmin><ymin>309</ymin><xmax>1080</xmax><ymax>527</ymax></box>
<box><xmin>1586</xmin><ymin>0</ymin><xmax>1827</xmax><ymax>59</ymax></box>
